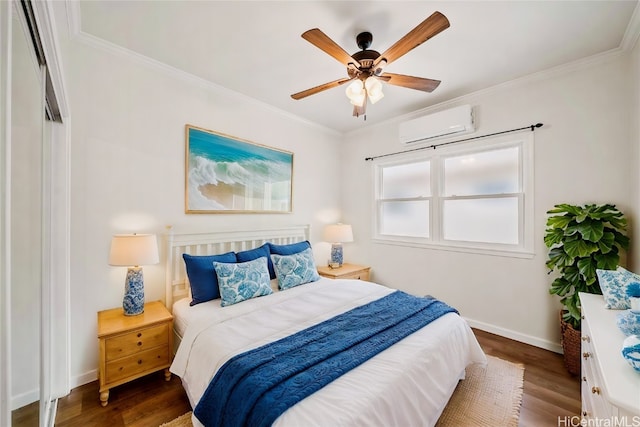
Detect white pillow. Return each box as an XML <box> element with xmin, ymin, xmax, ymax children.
<box><xmin>596</xmin><ymin>267</ymin><xmax>640</xmax><ymax>309</ymax></box>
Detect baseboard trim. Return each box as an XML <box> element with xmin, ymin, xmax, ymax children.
<box><xmin>10</xmin><ymin>389</ymin><xmax>38</xmax><ymax>411</ymax></box>
<box><xmin>71</xmin><ymin>370</ymin><xmax>97</xmax><ymax>389</ymax></box>
<box><xmin>464</xmin><ymin>316</ymin><xmax>563</xmax><ymax>354</ymax></box>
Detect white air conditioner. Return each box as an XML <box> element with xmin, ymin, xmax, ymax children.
<box><xmin>399</xmin><ymin>105</ymin><xmax>475</xmax><ymax>145</ymax></box>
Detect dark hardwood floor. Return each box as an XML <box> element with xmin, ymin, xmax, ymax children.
<box><xmin>12</xmin><ymin>328</ymin><xmax>580</xmax><ymax>426</ymax></box>
<box><xmin>473</xmin><ymin>329</ymin><xmax>581</xmax><ymax>427</ymax></box>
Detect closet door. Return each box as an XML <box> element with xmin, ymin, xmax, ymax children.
<box><xmin>2</xmin><ymin>1</ymin><xmax>68</xmax><ymax>424</ymax></box>
<box><xmin>10</xmin><ymin>0</ymin><xmax>44</xmax><ymax>422</ymax></box>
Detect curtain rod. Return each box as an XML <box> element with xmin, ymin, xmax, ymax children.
<box><xmin>364</xmin><ymin>123</ymin><xmax>544</xmax><ymax>161</ymax></box>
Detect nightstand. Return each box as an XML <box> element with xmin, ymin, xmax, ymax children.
<box><xmin>97</xmin><ymin>300</ymin><xmax>173</xmax><ymax>406</ymax></box>
<box><xmin>317</xmin><ymin>263</ymin><xmax>371</xmax><ymax>281</ymax></box>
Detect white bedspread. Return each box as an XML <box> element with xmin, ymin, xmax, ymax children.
<box><xmin>171</xmin><ymin>278</ymin><xmax>486</xmax><ymax>427</ymax></box>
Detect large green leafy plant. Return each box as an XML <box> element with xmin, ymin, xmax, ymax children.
<box><xmin>545</xmin><ymin>204</ymin><xmax>629</xmax><ymax>329</ymax></box>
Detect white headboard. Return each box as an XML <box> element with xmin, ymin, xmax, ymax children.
<box><xmin>164</xmin><ymin>224</ymin><xmax>311</xmax><ymax>309</ymax></box>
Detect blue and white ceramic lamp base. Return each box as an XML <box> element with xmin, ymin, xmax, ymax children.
<box><xmin>622</xmin><ymin>335</ymin><xmax>640</xmax><ymax>372</ymax></box>
<box><xmin>123</xmin><ymin>267</ymin><xmax>145</xmax><ymax>316</ymax></box>
<box><xmin>620</xmin><ymin>297</ymin><xmax>640</xmax><ymax>372</ymax></box>
<box><xmin>330</xmin><ymin>243</ymin><xmax>344</xmax><ymax>267</ymax></box>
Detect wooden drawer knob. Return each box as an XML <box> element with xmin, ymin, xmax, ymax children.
<box><xmin>137</xmin><ymin>333</ymin><xmax>142</xmax><ymax>338</ymax></box>
<box><xmin>138</xmin><ymin>359</ymin><xmax>142</xmax><ymax>365</ymax></box>
<box><xmin>137</xmin><ymin>341</ymin><xmax>142</xmax><ymax>346</ymax></box>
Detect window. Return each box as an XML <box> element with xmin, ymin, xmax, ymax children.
<box><xmin>380</xmin><ymin>161</ymin><xmax>431</xmax><ymax>237</ymax></box>
<box><xmin>374</xmin><ymin>133</ymin><xmax>534</xmax><ymax>257</ymax></box>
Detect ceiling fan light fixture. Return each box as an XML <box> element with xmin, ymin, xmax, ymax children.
<box><xmin>365</xmin><ymin>77</ymin><xmax>384</xmax><ymax>104</ymax></box>
<box><xmin>346</xmin><ymin>80</ymin><xmax>365</xmax><ymax>106</ymax></box>
<box><xmin>373</xmin><ymin>58</ymin><xmax>388</xmax><ymax>76</ymax></box>
<box><xmin>293</xmin><ymin>12</ymin><xmax>450</xmax><ymax>118</ymax></box>
<box><xmin>368</xmin><ymin>90</ymin><xmax>384</xmax><ymax>105</ymax></box>
<box><xmin>349</xmin><ymin>92</ymin><xmax>366</xmax><ymax>107</ymax></box>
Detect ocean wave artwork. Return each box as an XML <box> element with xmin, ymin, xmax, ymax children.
<box><xmin>186</xmin><ymin>126</ymin><xmax>293</xmax><ymax>213</ymax></box>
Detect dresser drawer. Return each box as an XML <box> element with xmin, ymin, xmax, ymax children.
<box><xmin>317</xmin><ymin>264</ymin><xmax>371</xmax><ymax>281</ymax></box>
<box><xmin>105</xmin><ymin>345</ymin><xmax>170</xmax><ymax>384</ymax></box>
<box><xmin>340</xmin><ymin>270</ymin><xmax>370</xmax><ymax>281</ymax></box>
<box><xmin>105</xmin><ymin>323</ymin><xmax>169</xmax><ymax>360</ymax></box>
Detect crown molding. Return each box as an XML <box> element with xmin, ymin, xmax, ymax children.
<box><xmin>621</xmin><ymin>1</ymin><xmax>640</xmax><ymax>52</ymax></box>
<box><xmin>347</xmin><ymin>47</ymin><xmax>627</xmax><ymax>138</ymax></box>
<box><xmin>65</xmin><ymin>1</ymin><xmax>339</xmax><ymax>138</ymax></box>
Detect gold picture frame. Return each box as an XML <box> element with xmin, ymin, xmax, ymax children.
<box><xmin>185</xmin><ymin>125</ymin><xmax>293</xmax><ymax>214</ymax></box>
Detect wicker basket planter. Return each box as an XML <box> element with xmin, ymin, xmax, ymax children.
<box><xmin>560</xmin><ymin>310</ymin><xmax>581</xmax><ymax>376</ymax></box>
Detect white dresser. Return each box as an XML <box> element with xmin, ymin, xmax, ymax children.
<box><xmin>579</xmin><ymin>293</ymin><xmax>640</xmax><ymax>421</ymax></box>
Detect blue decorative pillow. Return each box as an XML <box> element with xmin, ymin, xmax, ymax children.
<box><xmin>214</xmin><ymin>257</ymin><xmax>273</xmax><ymax>307</ymax></box>
<box><xmin>236</xmin><ymin>244</ymin><xmax>276</xmax><ymax>280</ymax></box>
<box><xmin>183</xmin><ymin>252</ymin><xmax>237</xmax><ymax>306</ymax></box>
<box><xmin>268</xmin><ymin>241</ymin><xmax>311</xmax><ymax>255</ymax></box>
<box><xmin>271</xmin><ymin>247</ymin><xmax>320</xmax><ymax>290</ymax></box>
<box><xmin>596</xmin><ymin>267</ymin><xmax>640</xmax><ymax>309</ymax></box>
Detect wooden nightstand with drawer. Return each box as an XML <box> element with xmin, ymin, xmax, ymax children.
<box><xmin>97</xmin><ymin>300</ymin><xmax>173</xmax><ymax>406</ymax></box>
<box><xmin>317</xmin><ymin>263</ymin><xmax>371</xmax><ymax>281</ymax></box>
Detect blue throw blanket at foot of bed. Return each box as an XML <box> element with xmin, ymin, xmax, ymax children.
<box><xmin>194</xmin><ymin>290</ymin><xmax>458</xmax><ymax>427</ymax></box>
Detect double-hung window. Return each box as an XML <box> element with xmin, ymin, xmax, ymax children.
<box><xmin>374</xmin><ymin>133</ymin><xmax>534</xmax><ymax>257</ymax></box>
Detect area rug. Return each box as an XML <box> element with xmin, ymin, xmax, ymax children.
<box><xmin>435</xmin><ymin>355</ymin><xmax>524</xmax><ymax>427</ymax></box>
<box><xmin>160</xmin><ymin>355</ymin><xmax>524</xmax><ymax>427</ymax></box>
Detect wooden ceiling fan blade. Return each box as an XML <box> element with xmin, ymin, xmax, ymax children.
<box><xmin>382</xmin><ymin>73</ymin><xmax>441</xmax><ymax>92</ymax></box>
<box><xmin>373</xmin><ymin>11</ymin><xmax>449</xmax><ymax>70</ymax></box>
<box><xmin>291</xmin><ymin>77</ymin><xmax>353</xmax><ymax>100</ymax></box>
<box><xmin>302</xmin><ymin>29</ymin><xmax>361</xmax><ymax>68</ymax></box>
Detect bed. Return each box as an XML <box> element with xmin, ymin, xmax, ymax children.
<box><xmin>165</xmin><ymin>225</ymin><xmax>486</xmax><ymax>427</ymax></box>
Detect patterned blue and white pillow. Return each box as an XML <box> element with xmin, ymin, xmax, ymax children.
<box><xmin>596</xmin><ymin>267</ymin><xmax>640</xmax><ymax>309</ymax></box>
<box><xmin>271</xmin><ymin>247</ymin><xmax>320</xmax><ymax>290</ymax></box>
<box><xmin>213</xmin><ymin>257</ymin><xmax>273</xmax><ymax>307</ymax></box>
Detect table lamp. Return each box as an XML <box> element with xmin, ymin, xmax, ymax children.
<box><xmin>109</xmin><ymin>233</ymin><xmax>159</xmax><ymax>316</ymax></box>
<box><xmin>323</xmin><ymin>223</ymin><xmax>353</xmax><ymax>268</ymax></box>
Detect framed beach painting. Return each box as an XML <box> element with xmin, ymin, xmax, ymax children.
<box><xmin>185</xmin><ymin>125</ymin><xmax>294</xmax><ymax>213</ymax></box>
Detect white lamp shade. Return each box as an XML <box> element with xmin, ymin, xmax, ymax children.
<box><xmin>346</xmin><ymin>80</ymin><xmax>366</xmax><ymax>107</ymax></box>
<box><xmin>349</xmin><ymin>93</ymin><xmax>366</xmax><ymax>107</ymax></box>
<box><xmin>365</xmin><ymin>77</ymin><xmax>384</xmax><ymax>104</ymax></box>
<box><xmin>109</xmin><ymin>234</ymin><xmax>159</xmax><ymax>267</ymax></box>
<box><xmin>323</xmin><ymin>224</ymin><xmax>354</xmax><ymax>243</ymax></box>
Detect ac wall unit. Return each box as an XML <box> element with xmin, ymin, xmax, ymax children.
<box><xmin>399</xmin><ymin>104</ymin><xmax>475</xmax><ymax>145</ymax></box>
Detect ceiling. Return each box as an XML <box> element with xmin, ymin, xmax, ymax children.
<box><xmin>76</xmin><ymin>1</ymin><xmax>639</xmax><ymax>134</ymax></box>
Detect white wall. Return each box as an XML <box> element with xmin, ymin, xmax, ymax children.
<box><xmin>63</xmin><ymin>36</ymin><xmax>343</xmax><ymax>385</ymax></box>
<box><xmin>342</xmin><ymin>53</ymin><xmax>633</xmax><ymax>351</ymax></box>
<box><xmin>630</xmin><ymin>36</ymin><xmax>640</xmax><ymax>271</ymax></box>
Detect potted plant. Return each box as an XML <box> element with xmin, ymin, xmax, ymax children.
<box><xmin>544</xmin><ymin>203</ymin><xmax>629</xmax><ymax>375</ymax></box>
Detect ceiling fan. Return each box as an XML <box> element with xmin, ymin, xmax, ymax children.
<box><xmin>291</xmin><ymin>11</ymin><xmax>450</xmax><ymax>118</ymax></box>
